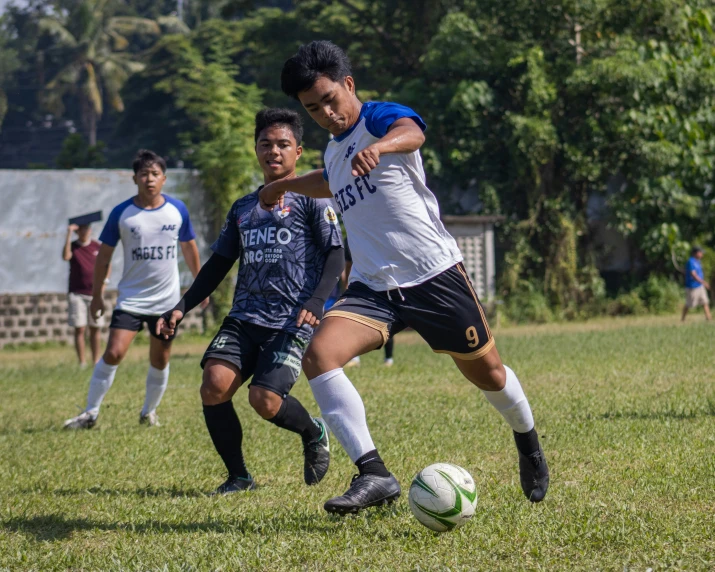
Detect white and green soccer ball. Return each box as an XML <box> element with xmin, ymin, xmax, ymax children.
<box><xmin>408</xmin><ymin>463</ymin><xmax>478</xmax><ymax>532</ymax></box>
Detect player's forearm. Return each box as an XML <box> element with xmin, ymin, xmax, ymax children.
<box><xmin>176</xmin><ymin>253</ymin><xmax>234</xmax><ymax>316</ymax></box>
<box><xmin>374</xmin><ymin>124</ymin><xmax>425</xmax><ymax>155</ymax></box>
<box><xmin>279</xmin><ymin>170</ymin><xmax>332</xmax><ymax>199</ymax></box>
<box><xmin>302</xmin><ymin>247</ymin><xmax>345</xmax><ymax>318</ymax></box>
<box><xmin>181</xmin><ymin>241</ymin><xmax>203</xmax><ymax>278</ymax></box>
<box><xmin>92</xmin><ymin>250</ymin><xmax>112</xmax><ymax>297</ymax></box>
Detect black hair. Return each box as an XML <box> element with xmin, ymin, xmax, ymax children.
<box><xmin>132</xmin><ymin>149</ymin><xmax>167</xmax><ymax>174</ymax></box>
<box><xmin>281</xmin><ymin>40</ymin><xmax>352</xmax><ymax>99</ymax></box>
<box><xmin>254</xmin><ymin>108</ymin><xmax>304</xmax><ymax>144</ymax></box>
<box><xmin>692</xmin><ymin>245</ymin><xmax>703</xmax><ymax>255</ymax></box>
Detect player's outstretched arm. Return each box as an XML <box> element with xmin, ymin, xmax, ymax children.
<box><xmin>351</xmin><ymin>117</ymin><xmax>426</xmax><ymax>177</ymax></box>
<box><xmin>90</xmin><ymin>243</ymin><xmax>114</xmax><ymax>319</ymax></box>
<box><xmin>156</xmin><ymin>253</ymin><xmax>234</xmax><ymax>339</ymax></box>
<box><xmin>259</xmin><ymin>170</ymin><xmax>332</xmax><ymax>211</ymax></box>
<box><xmin>180</xmin><ymin>239</ymin><xmax>209</xmax><ymax>310</ymax></box>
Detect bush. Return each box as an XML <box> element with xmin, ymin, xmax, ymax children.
<box><xmin>636</xmin><ymin>275</ymin><xmax>682</xmax><ymax>314</ymax></box>
<box><xmin>607</xmin><ymin>291</ymin><xmax>647</xmax><ymax>316</ymax></box>
<box><xmin>503</xmin><ymin>282</ymin><xmax>554</xmax><ymax>324</ymax></box>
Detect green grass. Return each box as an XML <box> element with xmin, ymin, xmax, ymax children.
<box><xmin>1</xmin><ymin>316</ymin><xmax>714</xmax><ymax>570</ymax></box>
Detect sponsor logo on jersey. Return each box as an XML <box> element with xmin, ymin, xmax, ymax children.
<box><xmin>344</xmin><ymin>142</ymin><xmax>356</xmax><ymax>161</ymax></box>
<box><xmin>324</xmin><ymin>206</ymin><xmax>339</xmax><ymax>225</ymax></box>
<box><xmin>131</xmin><ymin>245</ymin><xmax>177</xmax><ymax>260</ymax></box>
<box><xmin>130</xmin><ymin>226</ymin><xmax>142</xmax><ymax>239</ymax></box>
<box><xmin>161</xmin><ymin>224</ymin><xmax>177</xmax><ymax>231</ymax></box>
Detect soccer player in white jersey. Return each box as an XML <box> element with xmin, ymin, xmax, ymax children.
<box><xmin>63</xmin><ymin>149</ymin><xmax>206</xmax><ymax>429</ymax></box>
<box><xmin>259</xmin><ymin>41</ymin><xmax>550</xmax><ymax>514</ymax></box>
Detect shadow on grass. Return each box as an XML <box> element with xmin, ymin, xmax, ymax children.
<box><xmin>2</xmin><ymin>512</ymin><xmax>339</xmax><ymax>541</ymax></box>
<box><xmin>19</xmin><ymin>486</ymin><xmax>207</xmax><ymax>498</ymax></box>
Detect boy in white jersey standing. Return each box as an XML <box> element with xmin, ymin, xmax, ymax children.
<box><xmin>64</xmin><ymin>149</ymin><xmax>206</xmax><ymax>429</ymax></box>
<box><xmin>260</xmin><ymin>41</ymin><xmax>549</xmax><ymax>514</ymax></box>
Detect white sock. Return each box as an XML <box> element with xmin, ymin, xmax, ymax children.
<box><xmin>308</xmin><ymin>368</ymin><xmax>376</xmax><ymax>462</ymax></box>
<box><xmin>86</xmin><ymin>358</ymin><xmax>118</xmax><ymax>417</ymax></box>
<box><xmin>141</xmin><ymin>364</ymin><xmax>170</xmax><ymax>416</ymax></box>
<box><xmin>481</xmin><ymin>365</ymin><xmax>535</xmax><ymax>433</ymax></box>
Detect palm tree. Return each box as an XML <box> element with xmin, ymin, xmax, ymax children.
<box><xmin>39</xmin><ymin>0</ymin><xmax>184</xmax><ymax>145</ymax></box>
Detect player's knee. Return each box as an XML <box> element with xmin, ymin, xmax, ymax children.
<box><xmin>103</xmin><ymin>346</ymin><xmax>125</xmax><ymax>365</ymax></box>
<box><xmin>484</xmin><ymin>363</ymin><xmax>507</xmax><ymax>391</ymax></box>
<box><xmin>200</xmin><ymin>367</ymin><xmax>231</xmax><ymax>405</ymax></box>
<box><xmin>75</xmin><ymin>326</ymin><xmax>86</xmax><ymax>336</ymax></box>
<box><xmin>248</xmin><ymin>387</ymin><xmax>282</xmax><ymax>419</ymax></box>
<box><xmin>302</xmin><ymin>344</ymin><xmax>327</xmax><ymax>379</ymax></box>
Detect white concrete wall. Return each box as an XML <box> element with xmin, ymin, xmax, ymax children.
<box><xmin>0</xmin><ymin>169</ymin><xmax>211</xmax><ymax>294</ymax></box>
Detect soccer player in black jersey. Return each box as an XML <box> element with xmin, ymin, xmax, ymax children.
<box><xmin>157</xmin><ymin>109</ymin><xmax>344</xmax><ymax>494</ymax></box>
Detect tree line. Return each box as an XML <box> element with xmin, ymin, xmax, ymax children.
<box><xmin>1</xmin><ymin>0</ymin><xmax>713</xmax><ymax>318</ymax></box>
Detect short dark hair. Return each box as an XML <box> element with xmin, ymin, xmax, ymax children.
<box><xmin>692</xmin><ymin>245</ymin><xmax>703</xmax><ymax>255</ymax></box>
<box><xmin>132</xmin><ymin>149</ymin><xmax>166</xmax><ymax>174</ymax></box>
<box><xmin>281</xmin><ymin>41</ymin><xmax>352</xmax><ymax>99</ymax></box>
<box><xmin>254</xmin><ymin>108</ymin><xmax>304</xmax><ymax>144</ymax></box>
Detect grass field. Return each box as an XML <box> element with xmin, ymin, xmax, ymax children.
<box><xmin>1</xmin><ymin>315</ymin><xmax>714</xmax><ymax>570</ymax></box>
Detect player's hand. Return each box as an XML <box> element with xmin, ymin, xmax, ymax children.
<box><xmin>90</xmin><ymin>295</ymin><xmax>105</xmax><ymax>320</ymax></box>
<box><xmin>200</xmin><ymin>297</ymin><xmax>210</xmax><ymax>310</ymax></box>
<box><xmin>156</xmin><ymin>310</ymin><xmax>184</xmax><ymax>340</ymax></box>
<box><xmin>259</xmin><ymin>182</ymin><xmax>286</xmax><ymax>211</ymax></box>
<box><xmin>68</xmin><ymin>223</ymin><xmax>79</xmax><ymax>233</ymax></box>
<box><xmin>296</xmin><ymin>308</ymin><xmax>320</xmax><ymax>329</ymax></box>
<box><xmin>351</xmin><ymin>144</ymin><xmax>381</xmax><ymax>177</ymax></box>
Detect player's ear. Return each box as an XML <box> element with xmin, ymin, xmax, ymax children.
<box><xmin>132</xmin><ymin>174</ymin><xmax>138</xmax><ymax>185</ymax></box>
<box><xmin>296</xmin><ymin>145</ymin><xmax>303</xmax><ymax>160</ymax></box>
<box><xmin>344</xmin><ymin>76</ymin><xmax>355</xmax><ymax>95</ymax></box>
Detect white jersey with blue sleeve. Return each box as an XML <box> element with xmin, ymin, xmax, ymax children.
<box><xmin>99</xmin><ymin>195</ymin><xmax>196</xmax><ymax>315</ymax></box>
<box><xmin>322</xmin><ymin>101</ymin><xmax>462</xmax><ymax>291</ymax></box>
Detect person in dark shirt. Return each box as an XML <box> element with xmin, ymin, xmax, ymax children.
<box><xmin>157</xmin><ymin>109</ymin><xmax>344</xmax><ymax>494</ymax></box>
<box><xmin>62</xmin><ymin>223</ymin><xmax>107</xmax><ymax>366</ymax></box>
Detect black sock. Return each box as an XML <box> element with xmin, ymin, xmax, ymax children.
<box><xmin>384</xmin><ymin>337</ymin><xmax>394</xmax><ymax>360</ymax></box>
<box><xmin>355</xmin><ymin>449</ymin><xmax>390</xmax><ymax>477</ymax></box>
<box><xmin>267</xmin><ymin>395</ymin><xmax>322</xmax><ymax>442</ymax></box>
<box><xmin>203</xmin><ymin>401</ymin><xmax>249</xmax><ymax>479</ymax></box>
<box><xmin>513</xmin><ymin>428</ymin><xmax>541</xmax><ymax>456</ymax></box>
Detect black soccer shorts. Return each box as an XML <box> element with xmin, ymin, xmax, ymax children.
<box><xmin>201</xmin><ymin>317</ymin><xmax>311</xmax><ymax>398</ymax></box>
<box><xmin>110</xmin><ymin>309</ymin><xmax>176</xmax><ymax>341</ymax></box>
<box><xmin>324</xmin><ymin>263</ymin><xmax>494</xmax><ymax>360</ymax></box>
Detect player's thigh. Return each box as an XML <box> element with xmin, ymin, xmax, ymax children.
<box><xmin>401</xmin><ymin>263</ymin><xmax>495</xmax><ymax>361</ymax></box>
<box><xmin>303</xmin><ymin>316</ymin><xmax>385</xmax><ymax>378</ymax></box>
<box><xmin>250</xmin><ymin>330</ymin><xmax>308</xmax><ymax>412</ymax></box>
<box><xmin>149</xmin><ymin>334</ymin><xmax>172</xmax><ymax>370</ymax></box>
<box><xmin>200</xmin><ymin>318</ymin><xmax>258</xmax><ymax>402</ymax></box>
<box><xmin>201</xmin><ymin>358</ymin><xmax>243</xmax><ymax>405</ymax></box>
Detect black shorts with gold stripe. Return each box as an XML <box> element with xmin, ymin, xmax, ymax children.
<box><xmin>325</xmin><ymin>263</ymin><xmax>494</xmax><ymax>360</ymax></box>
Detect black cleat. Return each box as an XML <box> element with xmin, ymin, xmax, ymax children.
<box><xmin>518</xmin><ymin>445</ymin><xmax>549</xmax><ymax>502</ymax></box>
<box><xmin>304</xmin><ymin>418</ymin><xmax>330</xmax><ymax>486</ymax></box>
<box><xmin>210</xmin><ymin>474</ymin><xmax>256</xmax><ymax>496</ymax></box>
<box><xmin>324</xmin><ymin>473</ymin><xmax>401</xmax><ymax>515</ymax></box>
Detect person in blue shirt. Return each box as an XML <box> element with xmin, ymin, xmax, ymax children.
<box><xmin>682</xmin><ymin>246</ymin><xmax>711</xmax><ymax>322</ymax></box>
<box><xmin>157</xmin><ymin>109</ymin><xmax>344</xmax><ymax>494</ymax></box>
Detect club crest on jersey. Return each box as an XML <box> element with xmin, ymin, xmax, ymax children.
<box><xmin>278</xmin><ymin>206</ymin><xmax>291</xmax><ymax>219</ymax></box>
<box><xmin>130</xmin><ymin>226</ymin><xmax>141</xmax><ymax>239</ymax></box>
<box><xmin>344</xmin><ymin>143</ymin><xmax>356</xmax><ymax>161</ymax></box>
<box><xmin>323</xmin><ymin>206</ymin><xmax>338</xmax><ymax>225</ymax></box>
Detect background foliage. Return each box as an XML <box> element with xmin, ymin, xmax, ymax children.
<box><xmin>1</xmin><ymin>0</ymin><xmax>713</xmax><ymax>320</ymax></box>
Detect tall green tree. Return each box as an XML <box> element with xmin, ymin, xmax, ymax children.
<box><xmin>37</xmin><ymin>0</ymin><xmax>162</xmax><ymax>144</ymax></box>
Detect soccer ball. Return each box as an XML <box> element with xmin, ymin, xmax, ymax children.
<box><xmin>408</xmin><ymin>463</ymin><xmax>478</xmax><ymax>532</ymax></box>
